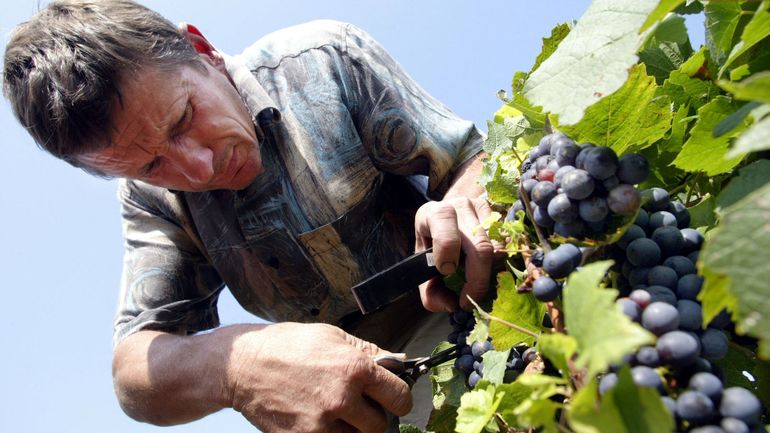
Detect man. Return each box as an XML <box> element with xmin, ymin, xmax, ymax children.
<box><xmin>3</xmin><ymin>1</ymin><xmax>493</xmax><ymax>432</ymax></box>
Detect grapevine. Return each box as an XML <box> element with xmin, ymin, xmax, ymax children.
<box><xmin>412</xmin><ymin>1</ymin><xmax>770</xmax><ymax>432</ymax></box>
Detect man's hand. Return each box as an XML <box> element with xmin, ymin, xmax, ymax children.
<box><xmin>414</xmin><ymin>153</ymin><xmax>495</xmax><ymax>312</ymax></box>
<box><xmin>112</xmin><ymin>323</ymin><xmax>411</xmax><ymax>433</ymax></box>
<box><xmin>227</xmin><ymin>323</ymin><xmax>412</xmax><ymax>433</ymax></box>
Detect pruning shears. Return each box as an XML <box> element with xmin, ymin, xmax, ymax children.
<box><xmin>374</xmin><ymin>343</ymin><xmax>461</xmax><ymax>386</ymax></box>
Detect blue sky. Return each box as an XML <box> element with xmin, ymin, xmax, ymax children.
<box><xmin>0</xmin><ymin>2</ymin><xmax>704</xmax><ymax>432</ymax></box>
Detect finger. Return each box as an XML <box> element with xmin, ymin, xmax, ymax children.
<box><xmin>362</xmin><ymin>362</ymin><xmax>413</xmax><ymax>417</ymax></box>
<box><xmin>416</xmin><ymin>202</ymin><xmax>462</xmax><ymax>274</ymax></box>
<box><xmin>329</xmin><ymin>420</ymin><xmax>360</xmax><ymax>433</ymax></box>
<box><xmin>419</xmin><ymin>277</ymin><xmax>460</xmax><ymax>312</ymax></box>
<box><xmin>338</xmin><ymin>395</ymin><xmax>389</xmax><ymax>433</ymax></box>
<box><xmin>453</xmin><ymin>199</ymin><xmax>494</xmax><ymax>310</ymax></box>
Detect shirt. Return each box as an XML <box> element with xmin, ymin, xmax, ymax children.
<box><xmin>113</xmin><ymin>20</ymin><xmax>484</xmax><ymax>346</ymax></box>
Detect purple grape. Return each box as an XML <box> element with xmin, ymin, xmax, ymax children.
<box><xmin>642</xmin><ymin>187</ymin><xmax>670</xmax><ymax>212</ymax></box>
<box><xmin>533</xmin><ymin>204</ymin><xmax>555</xmax><ymax>228</ymax></box>
<box><xmin>531</xmin><ymin>181</ymin><xmax>557</xmax><ymax>206</ymax></box>
<box><xmin>617</xmin><ymin>298</ymin><xmax>641</xmax><ymax>322</ymax></box>
<box><xmin>617</xmin><ymin>153</ymin><xmax>650</xmax><ymax>184</ymax></box>
<box><xmin>657</xmin><ymin>330</ymin><xmax>700</xmax><ymax>367</ymax></box>
<box><xmin>663</xmin><ymin>255</ymin><xmax>696</xmax><ymax>278</ymax></box>
<box><xmin>533</xmin><ymin>276</ymin><xmax>562</xmax><ymax>301</ymax></box>
<box><xmin>554</xmin><ymin>165</ymin><xmax>575</xmax><ymax>187</ymax></box>
<box><xmin>599</xmin><ymin>372</ymin><xmax>618</xmax><ymax>395</ymax></box>
<box><xmin>649</xmin><ymin>211</ymin><xmax>678</xmax><ymax>230</ymax></box>
<box><xmin>676</xmin><ymin>274</ymin><xmax>704</xmax><ymax>300</ymax></box>
<box><xmin>651</xmin><ymin>226</ymin><xmax>685</xmax><ymax>257</ymax></box>
<box><xmin>635</xmin><ymin>346</ymin><xmax>660</xmax><ymax>367</ymax></box>
<box><xmin>618</xmin><ymin>224</ymin><xmax>646</xmax><ymax>249</ymax></box>
<box><xmin>681</xmin><ymin>228</ymin><xmax>705</xmax><ymax>252</ymax></box>
<box><xmin>677</xmin><ymin>299</ymin><xmax>703</xmax><ymax>331</ymax></box>
<box><xmin>561</xmin><ymin>169</ymin><xmax>595</xmax><ymax>200</ymax></box>
<box><xmin>555</xmin><ymin>142</ymin><xmax>580</xmax><ymax>167</ymax></box>
<box><xmin>631</xmin><ymin>365</ymin><xmax>664</xmax><ymax>392</ymax></box>
<box><xmin>641</xmin><ymin>302</ymin><xmax>680</xmax><ymax>335</ymax></box>
<box><xmin>689</xmin><ymin>372</ymin><xmax>723</xmax><ymax>404</ymax></box>
<box><xmin>547</xmin><ymin>193</ymin><xmax>578</xmax><ymax>224</ymax></box>
<box><xmin>607</xmin><ymin>184</ymin><xmax>642</xmax><ymax>215</ymax></box>
<box><xmin>554</xmin><ymin>220</ymin><xmax>586</xmax><ymax>238</ymax></box>
<box><xmin>578</xmin><ymin>196</ymin><xmax>609</xmax><ymax>222</ymax></box>
<box><xmin>700</xmin><ymin>328</ymin><xmax>729</xmax><ymax>360</ymax></box>
<box><xmin>626</xmin><ymin>238</ymin><xmax>661</xmax><ymax>267</ymax></box>
<box><xmin>647</xmin><ymin>265</ymin><xmax>678</xmax><ymax>289</ymax></box>
<box><xmin>719</xmin><ymin>387</ymin><xmax>762</xmax><ymax>424</ymax></box>
<box><xmin>668</xmin><ymin>200</ymin><xmax>692</xmax><ymax>228</ymax></box>
<box><xmin>583</xmin><ymin>147</ymin><xmax>619</xmax><ymax>180</ymax></box>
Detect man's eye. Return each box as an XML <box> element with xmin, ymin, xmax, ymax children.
<box><xmin>142</xmin><ymin>158</ymin><xmax>161</xmax><ymax>177</ymax></box>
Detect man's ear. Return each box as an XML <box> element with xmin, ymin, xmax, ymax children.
<box><xmin>177</xmin><ymin>22</ymin><xmax>227</xmax><ymax>73</ymax></box>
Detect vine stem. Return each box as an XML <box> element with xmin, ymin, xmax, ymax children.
<box><xmin>466</xmin><ymin>296</ymin><xmax>542</xmax><ymax>339</ymax></box>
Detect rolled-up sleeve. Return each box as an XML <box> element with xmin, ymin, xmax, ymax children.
<box><xmin>113</xmin><ymin>180</ymin><xmax>224</xmax><ymax>347</ymax></box>
<box><xmin>342</xmin><ymin>23</ymin><xmax>484</xmax><ymax>197</ymax></box>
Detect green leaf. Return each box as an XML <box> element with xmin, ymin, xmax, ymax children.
<box><xmin>494</xmin><ymin>382</ymin><xmax>536</xmax><ymax>428</ymax></box>
<box><xmin>640</xmin><ymin>0</ymin><xmax>687</xmax><ymax>32</ymax></box>
<box><xmin>537</xmin><ymin>333</ymin><xmax>578</xmax><ymax>380</ymax></box>
<box><xmin>639</xmin><ymin>15</ymin><xmax>694</xmax><ymax>84</ymax></box>
<box><xmin>468</xmin><ymin>309</ymin><xmax>490</xmax><ymax>345</ymax></box>
<box><xmin>514</xmin><ymin>398</ymin><xmax>560</xmax><ymax>433</ymax></box>
<box><xmin>719</xmin><ymin>71</ymin><xmax>770</xmax><ymax>104</ymax></box>
<box><xmin>480</xmin><ymin>349</ymin><xmax>511</xmax><ymax>385</ymax></box>
<box><xmin>660</xmin><ymin>68</ymin><xmax>723</xmax><ymax>111</ymax></box>
<box><xmin>688</xmin><ymin>194</ymin><xmax>717</xmax><ymax>229</ymax></box>
<box><xmin>568</xmin><ymin>366</ymin><xmax>676</xmax><ymax>433</ymax></box>
<box><xmin>398</xmin><ymin>424</ymin><xmax>424</xmax><ymax>433</ymax></box>
<box><xmin>704</xmin><ymin>1</ymin><xmax>746</xmax><ymax>69</ymax></box>
<box><xmin>719</xmin><ymin>0</ymin><xmax>770</xmax><ymax>78</ymax></box>
<box><xmin>716</xmin><ymin>159</ymin><xmax>770</xmax><ymax>212</ymax></box>
<box><xmin>563</xmin><ymin>261</ymin><xmax>655</xmax><ymax>379</ymax></box>
<box><xmin>699</xmin><ymin>260</ymin><xmax>740</xmax><ymax>328</ymax></box>
<box><xmin>560</xmin><ymin>64</ymin><xmax>674</xmax><ymax>155</ymax></box>
<box><xmin>523</xmin><ymin>0</ymin><xmax>659</xmax><ymax>125</ymax></box>
<box><xmin>531</xmin><ymin>23</ymin><xmax>572</xmax><ymax>75</ymax></box>
<box><xmin>713</xmin><ymin>101</ymin><xmax>762</xmax><ymax>137</ymax></box>
<box><xmin>731</xmin><ymin>112</ymin><xmax>770</xmax><ymax>157</ymax></box>
<box><xmin>455</xmin><ymin>384</ymin><xmax>504</xmax><ymax>433</ymax></box>
<box><xmin>700</xmin><ymin>183</ymin><xmax>770</xmax><ymax>358</ymax></box>
<box><xmin>672</xmin><ymin>96</ymin><xmax>749</xmax><ymax>175</ymax></box>
<box><xmin>488</xmin><ymin>272</ymin><xmax>545</xmax><ymax>349</ymax></box>
<box><xmin>484</xmin><ymin>121</ymin><xmax>514</xmax><ymax>155</ymax></box>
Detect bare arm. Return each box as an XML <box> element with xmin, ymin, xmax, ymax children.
<box><xmin>112</xmin><ymin>322</ymin><xmax>412</xmax><ymax>432</ymax></box>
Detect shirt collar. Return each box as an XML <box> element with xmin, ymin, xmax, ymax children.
<box><xmin>223</xmin><ymin>53</ymin><xmax>281</xmax><ymax>127</ymax></box>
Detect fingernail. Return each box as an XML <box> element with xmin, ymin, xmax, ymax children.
<box><xmin>440</xmin><ymin>262</ymin><xmax>456</xmax><ymax>274</ymax></box>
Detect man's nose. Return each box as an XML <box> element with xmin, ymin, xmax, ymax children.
<box><xmin>167</xmin><ymin>140</ymin><xmax>215</xmax><ymax>184</ymax></box>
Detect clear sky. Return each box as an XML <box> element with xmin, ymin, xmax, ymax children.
<box><xmin>0</xmin><ymin>2</ymin><xmax>703</xmax><ymax>432</ymax></box>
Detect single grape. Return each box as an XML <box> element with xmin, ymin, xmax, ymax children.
<box><xmin>522</xmin><ymin>347</ymin><xmax>538</xmax><ymax>364</ymax></box>
<box><xmin>668</xmin><ymin>200</ymin><xmax>692</xmax><ymax>229</ymax></box>
<box><xmin>532</xmin><ymin>181</ymin><xmax>557</xmax><ymax>206</ymax></box>
<box><xmin>662</xmin><ymin>396</ymin><xmax>677</xmax><ymax>418</ymax></box>
<box><xmin>649</xmin><ymin>211</ymin><xmax>678</xmax><ymax>230</ymax></box>
<box><xmin>690</xmin><ymin>425</ymin><xmax>727</xmax><ymax>433</ymax></box>
<box><xmin>535</xmin><ymin>155</ymin><xmax>553</xmax><ymax>172</ymax></box>
<box><xmin>579</xmin><ymin>196</ymin><xmax>609</xmax><ymax>222</ymax></box>
<box><xmin>635</xmin><ymin>346</ymin><xmax>660</xmax><ymax>367</ymax></box>
<box><xmin>471</xmin><ymin>340</ymin><xmax>492</xmax><ymax>358</ymax></box>
<box><xmin>676</xmin><ymin>274</ymin><xmax>704</xmax><ymax>300</ymax></box>
<box><xmin>681</xmin><ymin>228</ymin><xmax>705</xmax><ymax>252</ymax></box>
<box><xmin>616</xmin><ymin>153</ymin><xmax>650</xmax><ymax>185</ymax></box>
<box><xmin>647</xmin><ymin>265</ymin><xmax>678</xmax><ymax>289</ymax></box>
<box><xmin>631</xmin><ymin>365</ymin><xmax>664</xmax><ymax>393</ymax></box>
<box><xmin>599</xmin><ymin>372</ymin><xmax>618</xmax><ymax>395</ymax></box>
<box><xmin>689</xmin><ymin>372</ymin><xmax>723</xmax><ymax>404</ymax></box>
<box><xmin>677</xmin><ymin>390</ymin><xmax>717</xmax><ymax>425</ymax></box>
<box><xmin>531</xmin><ymin>249</ymin><xmax>545</xmax><ymax>267</ymax></box>
<box><xmin>607</xmin><ymin>184</ymin><xmax>642</xmax><ymax>215</ymax></box>
<box><xmin>708</xmin><ymin>309</ymin><xmax>732</xmax><ymax>330</ymax></box>
<box><xmin>575</xmin><ymin>143</ymin><xmax>596</xmax><ymax>169</ymax></box>
<box><xmin>626</xmin><ymin>238</ymin><xmax>662</xmax><ymax>267</ymax></box>
<box><xmin>468</xmin><ymin>370</ymin><xmax>482</xmax><ymax>388</ymax></box>
<box><xmin>554</xmin><ymin>220</ymin><xmax>586</xmax><ymax>238</ymax></box>
<box><xmin>547</xmin><ymin>193</ymin><xmax>579</xmax><ymax>224</ymax></box>
<box><xmin>645</xmin><ymin>285</ymin><xmax>678</xmax><ymax>305</ymax></box>
<box><xmin>520</xmin><ymin>178</ymin><xmax>538</xmax><ymax>198</ymax></box>
<box><xmin>719</xmin><ymin>387</ymin><xmax>762</xmax><ymax>424</ymax></box>
<box><xmin>455</xmin><ymin>354</ymin><xmax>475</xmax><ymax>375</ymax></box>
<box><xmin>473</xmin><ymin>360</ymin><xmax>483</xmax><ymax>374</ymax></box>
<box><xmin>561</xmin><ymin>169</ymin><xmax>595</xmax><ymax>200</ymax></box>
<box><xmin>641</xmin><ymin>302</ymin><xmax>680</xmax><ymax>335</ymax></box>
<box><xmin>549</xmin><ymin>134</ymin><xmax>576</xmax><ymax>157</ymax></box>
<box><xmin>677</xmin><ymin>299</ymin><xmax>703</xmax><ymax>331</ymax></box>
<box><xmin>700</xmin><ymin>328</ymin><xmax>729</xmax><ymax>360</ymax></box>
<box><xmin>688</xmin><ymin>249</ymin><xmax>700</xmax><ymax>264</ymax></box>
<box><xmin>629</xmin><ymin>289</ymin><xmax>652</xmax><ymax>309</ymax></box>
<box><xmin>542</xmin><ymin>244</ymin><xmax>581</xmax><ymax>278</ymax></box>
<box><xmin>533</xmin><ymin>204</ymin><xmax>555</xmax><ymax>228</ymax></box>
<box><xmin>628</xmin><ymin>267</ymin><xmax>651</xmax><ymax>287</ymax></box>
<box><xmin>721</xmin><ymin>417</ymin><xmax>750</xmax><ymax>433</ymax></box>
<box><xmin>635</xmin><ymin>208</ymin><xmax>650</xmax><ymax>229</ymax></box>
<box><xmin>553</xmin><ymin>165</ymin><xmax>575</xmax><ymax>188</ymax></box>
<box><xmin>657</xmin><ymin>330</ymin><xmax>700</xmax><ymax>367</ymax></box>
<box><xmin>616</xmin><ymin>298</ymin><xmax>641</xmax><ymax>322</ymax></box>
<box><xmin>651</xmin><ymin>226</ymin><xmax>685</xmax><ymax>257</ymax></box>
<box><xmin>583</xmin><ymin>147</ymin><xmax>619</xmax><ymax>180</ymax></box>
<box><xmin>538</xmin><ymin>132</ymin><xmax>564</xmax><ymax>155</ymax></box>
<box><xmin>538</xmin><ymin>168</ymin><xmax>556</xmax><ymax>182</ymax></box>
<box><xmin>555</xmin><ymin>142</ymin><xmax>580</xmax><ymax>167</ymax></box>
<box><xmin>663</xmin><ymin>255</ymin><xmax>696</xmax><ymax>278</ymax></box>
<box><xmin>533</xmin><ymin>276</ymin><xmax>562</xmax><ymax>302</ymax></box>
<box><xmin>602</xmin><ymin>176</ymin><xmax>620</xmax><ymax>193</ymax></box>
<box><xmin>641</xmin><ymin>187</ymin><xmax>670</xmax><ymax>212</ymax></box>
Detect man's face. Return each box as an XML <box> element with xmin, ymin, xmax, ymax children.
<box><xmin>78</xmin><ymin>59</ymin><xmax>262</xmax><ymax>192</ymax></box>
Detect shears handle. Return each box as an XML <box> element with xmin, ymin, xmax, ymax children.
<box><xmin>374</xmin><ymin>355</ymin><xmax>415</xmax><ymax>433</ymax></box>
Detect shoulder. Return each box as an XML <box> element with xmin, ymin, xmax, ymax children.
<box><xmin>238</xmin><ymin>20</ymin><xmax>370</xmax><ymax>70</ymax></box>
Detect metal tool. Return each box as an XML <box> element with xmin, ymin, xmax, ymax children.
<box><xmin>374</xmin><ymin>344</ymin><xmax>462</xmax><ymax>432</ymax></box>
<box><xmin>350</xmin><ymin>248</ymin><xmax>440</xmax><ymax>315</ymax></box>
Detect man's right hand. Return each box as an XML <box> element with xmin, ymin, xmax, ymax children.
<box><xmin>112</xmin><ymin>323</ymin><xmax>412</xmax><ymax>433</ymax></box>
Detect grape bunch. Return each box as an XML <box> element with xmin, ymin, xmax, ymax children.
<box><xmin>448</xmin><ymin>310</ymin><xmax>533</xmax><ymax>388</ymax></box>
<box><xmin>507</xmin><ymin>132</ymin><xmax>650</xmax><ymax>240</ymax></box>
<box><xmin>599</xmin><ymin>190</ymin><xmax>767</xmax><ymax>431</ymax></box>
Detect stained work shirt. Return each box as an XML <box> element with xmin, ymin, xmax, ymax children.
<box><xmin>113</xmin><ymin>20</ymin><xmax>483</xmax><ymax>345</ymax></box>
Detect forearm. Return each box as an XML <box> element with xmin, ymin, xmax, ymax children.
<box><xmin>112</xmin><ymin>324</ymin><xmax>266</xmax><ymax>425</ymax></box>
<box><xmin>444</xmin><ymin>151</ymin><xmax>486</xmax><ymax>200</ymax></box>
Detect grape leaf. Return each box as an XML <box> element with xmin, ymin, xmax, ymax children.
<box><xmin>718</xmin><ymin>71</ymin><xmax>770</xmax><ymax>104</ymax></box>
<box><xmin>713</xmin><ymin>101</ymin><xmax>762</xmax><ymax>137</ymax></box>
<box><xmin>398</xmin><ymin>424</ymin><xmax>424</xmax><ymax>433</ymax></box>
<box><xmin>488</xmin><ymin>271</ymin><xmax>545</xmax><ymax>349</ymax></box>
<box><xmin>731</xmin><ymin>113</ymin><xmax>770</xmax><ymax>157</ymax></box>
<box><xmin>638</xmin><ymin>15</ymin><xmax>694</xmax><ymax>84</ymax></box>
<box><xmin>719</xmin><ymin>0</ymin><xmax>770</xmax><ymax>79</ymax></box>
<box><xmin>455</xmin><ymin>384</ymin><xmax>504</xmax><ymax>433</ymax></box>
<box><xmin>494</xmin><ymin>382</ymin><xmax>535</xmax><ymax>428</ymax></box>
<box><xmin>672</xmin><ymin>96</ymin><xmax>749</xmax><ymax>175</ymax></box>
<box><xmin>640</xmin><ymin>0</ymin><xmax>687</xmax><ymax>32</ymax></box>
<box><xmin>530</xmin><ymin>23</ymin><xmax>572</xmax><ymax>75</ymax></box>
<box><xmin>537</xmin><ymin>333</ymin><xmax>578</xmax><ymax>380</ymax></box>
<box><xmin>480</xmin><ymin>349</ymin><xmax>511</xmax><ymax>385</ymax></box>
<box><xmin>688</xmin><ymin>194</ymin><xmax>717</xmax><ymax>229</ymax></box>
<box><xmin>514</xmin><ymin>399</ymin><xmax>560</xmax><ymax>433</ymax></box>
<box><xmin>523</xmin><ymin>0</ymin><xmax>658</xmax><ymax>125</ymax></box>
<box><xmin>568</xmin><ymin>366</ymin><xmax>675</xmax><ymax>433</ymax></box>
<box><xmin>704</xmin><ymin>0</ymin><xmax>746</xmax><ymax>69</ymax></box>
<box><xmin>700</xmin><ymin>183</ymin><xmax>770</xmax><ymax>358</ymax></box>
<box><xmin>484</xmin><ymin>121</ymin><xmax>514</xmax><ymax>155</ymax></box>
<box><xmin>716</xmin><ymin>159</ymin><xmax>770</xmax><ymax>212</ymax></box>
<box><xmin>560</xmin><ymin>63</ymin><xmax>673</xmax><ymax>156</ymax></box>
<box><xmin>563</xmin><ymin>261</ymin><xmax>655</xmax><ymax>379</ymax></box>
